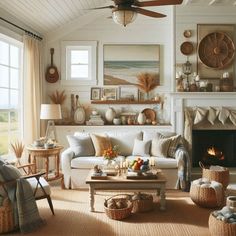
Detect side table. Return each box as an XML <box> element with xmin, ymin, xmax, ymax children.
<box><xmin>26</xmin><ymin>145</ymin><xmax>64</xmax><ymax>184</ymax></box>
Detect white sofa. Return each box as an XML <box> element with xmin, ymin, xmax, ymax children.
<box><xmin>61</xmin><ymin>130</ymin><xmax>190</xmax><ymax>190</ymax></box>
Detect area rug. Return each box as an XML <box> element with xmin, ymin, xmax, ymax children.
<box><xmin>8</xmin><ymin>187</ymin><xmax>212</xmax><ymax>236</ymax></box>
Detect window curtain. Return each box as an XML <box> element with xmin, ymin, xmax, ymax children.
<box><xmin>23</xmin><ymin>35</ymin><xmax>43</xmax><ymax>147</ymax></box>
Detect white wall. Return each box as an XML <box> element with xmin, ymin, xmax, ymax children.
<box><xmin>176</xmin><ymin>6</ymin><xmax>236</xmax><ymax>88</ymax></box>
<box><xmin>43</xmin><ymin>7</ymin><xmax>175</xmax><ymax>123</ymax></box>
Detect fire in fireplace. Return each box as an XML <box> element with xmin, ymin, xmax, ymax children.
<box><xmin>192</xmin><ymin>130</ymin><xmax>236</xmax><ymax>168</ymax></box>
<box><xmin>203</xmin><ymin>146</ymin><xmax>225</xmax><ymax>167</ymax></box>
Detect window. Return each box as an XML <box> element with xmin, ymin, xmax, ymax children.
<box><xmin>61</xmin><ymin>41</ymin><xmax>97</xmax><ymax>85</ymax></box>
<box><xmin>0</xmin><ymin>33</ymin><xmax>23</xmax><ymax>156</ymax></box>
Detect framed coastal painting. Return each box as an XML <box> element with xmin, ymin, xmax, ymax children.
<box><xmin>102</xmin><ymin>87</ymin><xmax>117</xmax><ymax>100</ymax></box>
<box><xmin>103</xmin><ymin>44</ymin><xmax>160</xmax><ymax>86</ymax></box>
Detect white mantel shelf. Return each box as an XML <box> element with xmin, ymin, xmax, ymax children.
<box><xmin>169</xmin><ymin>92</ymin><xmax>236</xmax><ymax>135</ymax></box>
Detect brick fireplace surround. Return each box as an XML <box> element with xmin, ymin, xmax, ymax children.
<box><xmin>170</xmin><ymin>92</ymin><xmax>236</xmax><ymax>182</ymax></box>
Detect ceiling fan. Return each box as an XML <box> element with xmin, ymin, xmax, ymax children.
<box><xmin>93</xmin><ymin>0</ymin><xmax>183</xmax><ymax>26</ymax></box>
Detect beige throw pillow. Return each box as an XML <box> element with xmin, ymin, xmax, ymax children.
<box><xmin>90</xmin><ymin>134</ymin><xmax>112</xmax><ymax>156</ymax></box>
<box><xmin>132</xmin><ymin>138</ymin><xmax>151</xmax><ymax>157</ymax></box>
<box><xmin>151</xmin><ymin>134</ymin><xmax>181</xmax><ymax>158</ymax></box>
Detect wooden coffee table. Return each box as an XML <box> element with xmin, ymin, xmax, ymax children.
<box><xmin>86</xmin><ymin>170</ymin><xmax>167</xmax><ymax>212</ymax></box>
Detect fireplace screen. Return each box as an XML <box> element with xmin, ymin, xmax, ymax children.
<box><xmin>192</xmin><ymin>130</ymin><xmax>236</xmax><ymax>167</ymax></box>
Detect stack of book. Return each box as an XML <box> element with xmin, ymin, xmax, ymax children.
<box><xmin>86</xmin><ymin>114</ymin><xmax>104</xmax><ymax>126</ymax></box>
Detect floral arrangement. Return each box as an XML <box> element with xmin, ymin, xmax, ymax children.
<box><xmin>103</xmin><ymin>145</ymin><xmax>119</xmax><ymax>160</ymax></box>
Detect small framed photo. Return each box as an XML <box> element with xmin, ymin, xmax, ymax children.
<box><xmin>90</xmin><ymin>87</ymin><xmax>101</xmax><ymax>100</ymax></box>
<box><xmin>102</xmin><ymin>87</ymin><xmax>117</xmax><ymax>100</ymax></box>
<box><xmin>119</xmin><ymin>86</ymin><xmax>138</xmax><ymax>101</ymax></box>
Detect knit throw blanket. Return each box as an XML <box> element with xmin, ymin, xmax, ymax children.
<box><xmin>175</xmin><ymin>144</ymin><xmax>191</xmax><ymax>191</ymax></box>
<box><xmin>16</xmin><ymin>178</ymin><xmax>45</xmax><ymax>233</ymax></box>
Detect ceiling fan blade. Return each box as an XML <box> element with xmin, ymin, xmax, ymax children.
<box><xmin>134</xmin><ymin>0</ymin><xmax>183</xmax><ymax>7</ymax></box>
<box><xmin>134</xmin><ymin>7</ymin><xmax>166</xmax><ymax>18</ymax></box>
<box><xmin>91</xmin><ymin>5</ymin><xmax>115</xmax><ymax>10</ymax></box>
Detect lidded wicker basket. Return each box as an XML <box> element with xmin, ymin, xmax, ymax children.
<box><xmin>0</xmin><ymin>198</ymin><xmax>14</xmax><ymax>234</ymax></box>
<box><xmin>209</xmin><ymin>213</ymin><xmax>236</xmax><ymax>236</ymax></box>
<box><xmin>199</xmin><ymin>162</ymin><xmax>229</xmax><ymax>190</ymax></box>
<box><xmin>104</xmin><ymin>194</ymin><xmax>133</xmax><ymax>220</ymax></box>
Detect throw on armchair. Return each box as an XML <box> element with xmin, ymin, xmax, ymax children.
<box><xmin>0</xmin><ymin>158</ymin><xmax>50</xmax><ymax>233</ymax></box>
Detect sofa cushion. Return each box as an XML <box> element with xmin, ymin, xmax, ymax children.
<box><xmin>105</xmin><ymin>131</ymin><xmax>142</xmax><ymax>156</ymax></box>
<box><xmin>132</xmin><ymin>139</ymin><xmax>151</xmax><ymax>157</ymax></box>
<box><xmin>90</xmin><ymin>134</ymin><xmax>112</xmax><ymax>156</ymax></box>
<box><xmin>151</xmin><ymin>134</ymin><xmax>181</xmax><ymax>158</ymax></box>
<box><xmin>67</xmin><ymin>135</ymin><xmax>95</xmax><ymax>157</ymax></box>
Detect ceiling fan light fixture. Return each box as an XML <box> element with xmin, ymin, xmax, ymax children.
<box><xmin>112</xmin><ymin>10</ymin><xmax>137</xmax><ymax>27</ymax></box>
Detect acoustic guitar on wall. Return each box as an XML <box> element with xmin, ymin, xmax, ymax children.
<box><xmin>46</xmin><ymin>48</ymin><xmax>59</xmax><ymax>83</ymax></box>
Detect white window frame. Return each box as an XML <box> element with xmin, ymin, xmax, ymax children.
<box><xmin>0</xmin><ymin>33</ymin><xmax>23</xmax><ymax>157</ymax></box>
<box><xmin>61</xmin><ymin>41</ymin><xmax>97</xmax><ymax>86</ymax></box>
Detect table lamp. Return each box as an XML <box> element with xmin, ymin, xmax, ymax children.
<box><xmin>40</xmin><ymin>104</ymin><xmax>62</xmax><ymax>142</ymax></box>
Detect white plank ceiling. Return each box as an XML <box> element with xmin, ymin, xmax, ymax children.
<box><xmin>0</xmin><ymin>0</ymin><xmax>235</xmax><ymax>35</ymax></box>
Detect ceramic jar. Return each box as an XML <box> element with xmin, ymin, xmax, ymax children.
<box><xmin>226</xmin><ymin>196</ymin><xmax>236</xmax><ymax>212</ymax></box>
<box><xmin>137</xmin><ymin>112</ymin><xmax>146</xmax><ymax>125</ymax></box>
<box><xmin>105</xmin><ymin>107</ymin><xmax>116</xmax><ymax>124</ymax></box>
<box><xmin>113</xmin><ymin>118</ymin><xmax>121</xmax><ymax>125</ymax></box>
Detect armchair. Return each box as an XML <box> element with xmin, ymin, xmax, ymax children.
<box><xmin>0</xmin><ymin>159</ymin><xmax>52</xmax><ymax>233</ymax></box>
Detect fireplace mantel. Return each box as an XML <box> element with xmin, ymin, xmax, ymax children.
<box><xmin>170</xmin><ymin>92</ymin><xmax>236</xmax><ymax>135</ymax></box>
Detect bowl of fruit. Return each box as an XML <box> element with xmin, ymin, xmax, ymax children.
<box><xmin>128</xmin><ymin>158</ymin><xmax>150</xmax><ymax>174</ymax></box>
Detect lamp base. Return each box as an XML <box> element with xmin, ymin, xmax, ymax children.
<box><xmin>45</xmin><ymin>120</ymin><xmax>57</xmax><ymax>142</ymax></box>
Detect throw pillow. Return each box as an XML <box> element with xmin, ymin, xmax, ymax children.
<box><xmin>132</xmin><ymin>139</ymin><xmax>151</xmax><ymax>157</ymax></box>
<box><xmin>90</xmin><ymin>134</ymin><xmax>112</xmax><ymax>156</ymax></box>
<box><xmin>67</xmin><ymin>135</ymin><xmax>95</xmax><ymax>157</ymax></box>
<box><xmin>151</xmin><ymin>134</ymin><xmax>181</xmax><ymax>158</ymax></box>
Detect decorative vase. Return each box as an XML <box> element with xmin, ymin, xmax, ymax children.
<box><xmin>105</xmin><ymin>107</ymin><xmax>116</xmax><ymax>124</ymax></box>
<box><xmin>103</xmin><ymin>159</ymin><xmax>116</xmax><ymax>170</ymax></box>
<box><xmin>137</xmin><ymin>112</ymin><xmax>146</xmax><ymax>125</ymax></box>
<box><xmin>113</xmin><ymin>118</ymin><xmax>121</xmax><ymax>125</ymax></box>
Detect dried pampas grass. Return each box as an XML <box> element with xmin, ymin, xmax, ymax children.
<box><xmin>136</xmin><ymin>73</ymin><xmax>159</xmax><ymax>93</ymax></box>
<box><xmin>11</xmin><ymin>140</ymin><xmax>24</xmax><ymax>159</ymax></box>
<box><xmin>49</xmin><ymin>90</ymin><xmax>67</xmax><ymax>104</ymax></box>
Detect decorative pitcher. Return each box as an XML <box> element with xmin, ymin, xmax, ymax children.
<box><xmin>137</xmin><ymin>112</ymin><xmax>146</xmax><ymax>125</ymax></box>
<box><xmin>105</xmin><ymin>107</ymin><xmax>116</xmax><ymax>124</ymax></box>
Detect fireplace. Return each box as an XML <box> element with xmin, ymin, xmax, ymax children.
<box><xmin>192</xmin><ymin>130</ymin><xmax>236</xmax><ymax>168</ymax></box>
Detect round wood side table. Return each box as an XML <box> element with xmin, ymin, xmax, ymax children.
<box><xmin>26</xmin><ymin>145</ymin><xmax>64</xmax><ymax>183</ymax></box>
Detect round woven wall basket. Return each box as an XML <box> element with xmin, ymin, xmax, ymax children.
<box><xmin>209</xmin><ymin>213</ymin><xmax>236</xmax><ymax>236</ymax></box>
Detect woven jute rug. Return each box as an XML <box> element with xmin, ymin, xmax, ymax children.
<box><xmin>9</xmin><ymin>186</ymin><xmax>212</xmax><ymax>236</ymax></box>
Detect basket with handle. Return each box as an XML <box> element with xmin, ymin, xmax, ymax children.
<box><xmin>104</xmin><ymin>194</ymin><xmax>133</xmax><ymax>220</ymax></box>
<box><xmin>0</xmin><ymin>197</ymin><xmax>14</xmax><ymax>234</ymax></box>
<box><xmin>199</xmin><ymin>161</ymin><xmax>229</xmax><ymax>189</ymax></box>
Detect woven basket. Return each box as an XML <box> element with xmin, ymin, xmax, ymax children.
<box><xmin>0</xmin><ymin>198</ymin><xmax>14</xmax><ymax>234</ymax></box>
<box><xmin>209</xmin><ymin>213</ymin><xmax>236</xmax><ymax>236</ymax></box>
<box><xmin>199</xmin><ymin>162</ymin><xmax>229</xmax><ymax>189</ymax></box>
<box><xmin>190</xmin><ymin>182</ymin><xmax>224</xmax><ymax>208</ymax></box>
<box><xmin>104</xmin><ymin>194</ymin><xmax>133</xmax><ymax>220</ymax></box>
<box><xmin>132</xmin><ymin>193</ymin><xmax>153</xmax><ymax>213</ymax></box>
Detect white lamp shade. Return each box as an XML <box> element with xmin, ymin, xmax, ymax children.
<box><xmin>112</xmin><ymin>10</ymin><xmax>137</xmax><ymax>27</ymax></box>
<box><xmin>40</xmin><ymin>104</ymin><xmax>62</xmax><ymax>120</ymax></box>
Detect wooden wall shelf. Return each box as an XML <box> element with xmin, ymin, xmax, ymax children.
<box><xmin>91</xmin><ymin>100</ymin><xmax>160</xmax><ymax>105</ymax></box>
